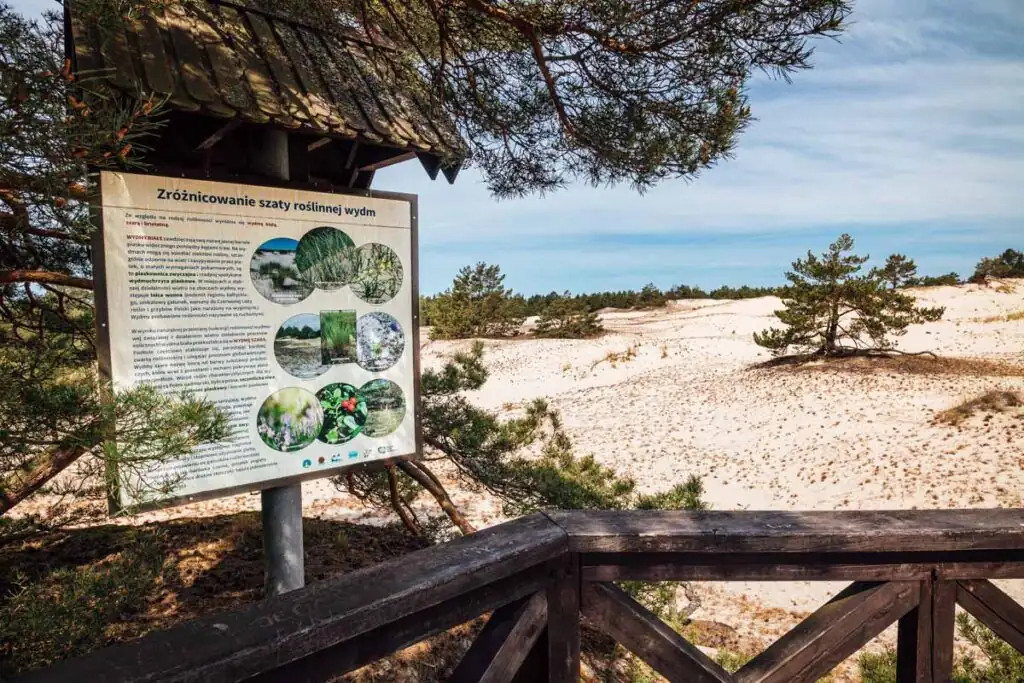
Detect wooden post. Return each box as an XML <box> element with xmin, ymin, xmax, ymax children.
<box><xmin>546</xmin><ymin>554</ymin><xmax>581</xmax><ymax>683</ymax></box>
<box><xmin>932</xmin><ymin>580</ymin><xmax>957</xmax><ymax>682</ymax></box>
<box><xmin>897</xmin><ymin>580</ymin><xmax>933</xmax><ymax>682</ymax></box>
<box><xmin>896</xmin><ymin>575</ymin><xmax>956</xmax><ymax>683</ymax></box>
<box><xmin>251</xmin><ymin>128</ymin><xmax>305</xmax><ymax>597</ymax></box>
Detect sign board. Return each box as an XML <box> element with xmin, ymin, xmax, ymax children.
<box><xmin>96</xmin><ymin>171</ymin><xmax>420</xmax><ymax>510</ymax></box>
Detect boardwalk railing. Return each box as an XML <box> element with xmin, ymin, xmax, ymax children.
<box><xmin>20</xmin><ymin>510</ymin><xmax>1024</xmax><ymax>683</ymax></box>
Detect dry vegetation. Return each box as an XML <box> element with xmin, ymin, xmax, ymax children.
<box><xmin>767</xmin><ymin>354</ymin><xmax>1024</xmax><ymax>378</ymax></box>
<box><xmin>591</xmin><ymin>342</ymin><xmax>641</xmax><ymax>370</ymax></box>
<box><xmin>971</xmin><ymin>309</ymin><xmax>1024</xmax><ymax>324</ymax></box>
<box><xmin>933</xmin><ymin>390</ymin><xmax>1024</xmax><ymax>426</ymax></box>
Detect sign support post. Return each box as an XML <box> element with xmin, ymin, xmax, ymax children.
<box><xmin>251</xmin><ymin>128</ymin><xmax>305</xmax><ymax>596</ymax></box>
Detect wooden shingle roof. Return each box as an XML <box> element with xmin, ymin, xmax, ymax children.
<box><xmin>65</xmin><ymin>0</ymin><xmax>465</xmax><ymax>168</ymax></box>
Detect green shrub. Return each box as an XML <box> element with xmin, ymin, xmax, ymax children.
<box><xmin>956</xmin><ymin>613</ymin><xmax>1024</xmax><ymax>681</ymax></box>
<box><xmin>534</xmin><ymin>294</ymin><xmax>604</xmax><ymax>339</ymax></box>
<box><xmin>970</xmin><ymin>249</ymin><xmax>1024</xmax><ymax>283</ymax></box>
<box><xmin>859</xmin><ymin>615</ymin><xmax>1024</xmax><ymax>683</ymax></box>
<box><xmin>427</xmin><ymin>263</ymin><xmax>526</xmax><ymax>339</ymax></box>
<box><xmin>0</xmin><ymin>529</ymin><xmax>169</xmax><ymax>676</ymax></box>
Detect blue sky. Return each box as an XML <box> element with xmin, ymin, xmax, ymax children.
<box><xmin>16</xmin><ymin>0</ymin><xmax>1024</xmax><ymax>294</ymax></box>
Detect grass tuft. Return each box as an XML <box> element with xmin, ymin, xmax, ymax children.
<box><xmin>934</xmin><ymin>390</ymin><xmax>1023</xmax><ymax>426</ymax></box>
<box><xmin>971</xmin><ymin>309</ymin><xmax>1024</xmax><ymax>323</ymax></box>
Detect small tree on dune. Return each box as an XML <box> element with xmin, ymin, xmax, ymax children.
<box><xmin>872</xmin><ymin>253</ymin><xmax>917</xmax><ymax>289</ymax></box>
<box><xmin>753</xmin><ymin>234</ymin><xmax>944</xmax><ymax>358</ymax></box>
<box><xmin>427</xmin><ymin>263</ymin><xmax>526</xmax><ymax>339</ymax></box>
<box><xmin>970</xmin><ymin>249</ymin><xmax>1024</xmax><ymax>283</ymax></box>
<box><xmin>534</xmin><ymin>293</ymin><xmax>604</xmax><ymax>339</ymax></box>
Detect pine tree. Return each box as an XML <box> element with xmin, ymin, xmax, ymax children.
<box><xmin>426</xmin><ymin>263</ymin><xmax>526</xmax><ymax>339</ymax></box>
<box><xmin>0</xmin><ymin>7</ymin><xmax>227</xmax><ymax>536</ymax></box>
<box><xmin>315</xmin><ymin>0</ymin><xmax>850</xmax><ymax>196</ymax></box>
<box><xmin>753</xmin><ymin>234</ymin><xmax>944</xmax><ymax>358</ymax></box>
<box><xmin>872</xmin><ymin>253</ymin><xmax>917</xmax><ymax>289</ymax></box>
<box><xmin>533</xmin><ymin>293</ymin><xmax>604</xmax><ymax>339</ymax></box>
<box><xmin>970</xmin><ymin>249</ymin><xmax>1024</xmax><ymax>283</ymax></box>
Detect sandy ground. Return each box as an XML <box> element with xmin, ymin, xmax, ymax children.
<box><xmin>15</xmin><ymin>279</ymin><xmax>1024</xmax><ymax>670</ymax></box>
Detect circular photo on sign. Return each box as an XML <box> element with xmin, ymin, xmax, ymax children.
<box><xmin>295</xmin><ymin>227</ymin><xmax>357</xmax><ymax>290</ymax></box>
<box><xmin>359</xmin><ymin>379</ymin><xmax>406</xmax><ymax>438</ymax></box>
<box><xmin>357</xmin><ymin>312</ymin><xmax>405</xmax><ymax>372</ymax></box>
<box><xmin>274</xmin><ymin>313</ymin><xmax>329</xmax><ymax>379</ymax></box>
<box><xmin>320</xmin><ymin>309</ymin><xmax>358</xmax><ymax>365</ymax></box>
<box><xmin>257</xmin><ymin>388</ymin><xmax>323</xmax><ymax>452</ymax></box>
<box><xmin>250</xmin><ymin>238</ymin><xmax>314</xmax><ymax>305</ymax></box>
<box><xmin>351</xmin><ymin>243</ymin><xmax>404</xmax><ymax>305</ymax></box>
<box><xmin>316</xmin><ymin>382</ymin><xmax>367</xmax><ymax>444</ymax></box>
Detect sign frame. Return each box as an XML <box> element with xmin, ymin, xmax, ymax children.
<box><xmin>93</xmin><ymin>170</ymin><xmax>423</xmax><ymax>514</ymax></box>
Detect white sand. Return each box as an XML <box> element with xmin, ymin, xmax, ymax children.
<box><xmin>421</xmin><ymin>280</ymin><xmax>1024</xmax><ymax>645</ymax></box>
<box><xmin>16</xmin><ymin>279</ymin><xmax>1024</xmax><ymax>662</ymax></box>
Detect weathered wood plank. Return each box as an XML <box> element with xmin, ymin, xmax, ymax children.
<box><xmin>97</xmin><ymin>15</ymin><xmax>137</xmax><ymax>91</ymax></box>
<box><xmin>163</xmin><ymin>8</ymin><xmax>226</xmax><ymax>110</ymax></box>
<box><xmin>547</xmin><ymin>554</ymin><xmax>581</xmax><ymax>683</ymax></box>
<box><xmin>931</xmin><ymin>581</ymin><xmax>957</xmax><ymax>680</ymax></box>
<box><xmin>896</xmin><ymin>580</ymin><xmax>932</xmax><ymax>683</ymax></box>
<box><xmin>583</xmin><ymin>582</ymin><xmax>733</xmax><ymax>683</ymax></box>
<box><xmin>186</xmin><ymin>4</ymin><xmax>260</xmax><ymax>117</ymax></box>
<box><xmin>296</xmin><ymin>27</ymin><xmax>380</xmax><ymax>140</ymax></box>
<box><xmin>320</xmin><ymin>35</ymin><xmax>406</xmax><ymax>144</ymax></box>
<box><xmin>19</xmin><ymin>514</ymin><xmax>567</xmax><ymax>683</ymax></box>
<box><xmin>250</xmin><ymin>563</ymin><xmax>555</xmax><ymax>683</ymax></box>
<box><xmin>550</xmin><ymin>510</ymin><xmax>1024</xmax><ymax>554</ymax></box>
<box><xmin>132</xmin><ymin>14</ymin><xmax>174</xmax><ymax>96</ymax></box>
<box><xmin>67</xmin><ymin>3</ymin><xmax>100</xmax><ymax>74</ymax></box>
<box><xmin>345</xmin><ymin>42</ymin><xmax>425</xmax><ymax>147</ymax></box>
<box><xmin>244</xmin><ymin>11</ymin><xmax>314</xmax><ymax>126</ymax></box>
<box><xmin>582</xmin><ymin>550</ymin><xmax>1024</xmax><ymax>582</ymax></box>
<box><xmin>273</xmin><ymin>22</ymin><xmax>347</xmax><ymax>134</ymax></box>
<box><xmin>214</xmin><ymin>5</ymin><xmax>284</xmax><ymax>120</ymax></box>
<box><xmin>447</xmin><ymin>593</ymin><xmax>547</xmax><ymax>683</ymax></box>
<box><xmin>511</xmin><ymin>627</ymin><xmax>550</xmax><ymax>683</ymax></box>
<box><xmin>735</xmin><ymin>581</ymin><xmax>919</xmax><ymax>683</ymax></box>
<box><xmin>957</xmin><ymin>579</ymin><xmax>1024</xmax><ymax>654</ymax></box>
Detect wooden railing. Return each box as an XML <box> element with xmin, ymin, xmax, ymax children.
<box><xmin>19</xmin><ymin>510</ymin><xmax>1024</xmax><ymax>683</ymax></box>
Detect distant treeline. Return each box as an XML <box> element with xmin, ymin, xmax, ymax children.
<box><xmin>420</xmin><ymin>273</ymin><xmax>965</xmax><ymax>323</ymax></box>
<box><xmin>419</xmin><ymin>247</ymin><xmax>1021</xmax><ymax>329</ymax></box>
<box><xmin>522</xmin><ymin>282</ymin><xmax>784</xmax><ymax>316</ymax></box>
<box><xmin>419</xmin><ymin>283</ymin><xmax>784</xmax><ymax>324</ymax></box>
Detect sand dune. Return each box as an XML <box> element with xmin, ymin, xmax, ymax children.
<box><xmin>24</xmin><ymin>279</ymin><xmax>1022</xmax><ymax>662</ymax></box>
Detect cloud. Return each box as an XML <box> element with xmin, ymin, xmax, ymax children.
<box><xmin>374</xmin><ymin>1</ymin><xmax>1023</xmax><ymax>293</ymax></box>
<box><xmin>382</xmin><ymin>51</ymin><xmax>1024</xmax><ymax>242</ymax></box>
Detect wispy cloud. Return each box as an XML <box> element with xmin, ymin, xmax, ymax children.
<box><xmin>377</xmin><ymin>2</ymin><xmax>1024</xmax><ymax>293</ymax></box>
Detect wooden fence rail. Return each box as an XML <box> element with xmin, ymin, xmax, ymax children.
<box><xmin>19</xmin><ymin>509</ymin><xmax>1024</xmax><ymax>683</ymax></box>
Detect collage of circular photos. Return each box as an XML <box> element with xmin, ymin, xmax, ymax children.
<box><xmin>257</xmin><ymin>379</ymin><xmax>407</xmax><ymax>452</ymax></box>
<box><xmin>251</xmin><ymin>225</ymin><xmax>409</xmax><ymax>455</ymax></box>
<box><xmin>250</xmin><ymin>227</ymin><xmax>403</xmax><ymax>306</ymax></box>
<box><xmin>273</xmin><ymin>310</ymin><xmax>405</xmax><ymax>379</ymax></box>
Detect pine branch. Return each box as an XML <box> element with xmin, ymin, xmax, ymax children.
<box><xmin>0</xmin><ymin>443</ymin><xmax>91</xmax><ymax>515</ymax></box>
<box><xmin>0</xmin><ymin>270</ymin><xmax>93</xmax><ymax>289</ymax></box>
<box><xmin>386</xmin><ymin>465</ymin><xmax>422</xmax><ymax>535</ymax></box>
<box><xmin>397</xmin><ymin>460</ymin><xmax>476</xmax><ymax>535</ymax></box>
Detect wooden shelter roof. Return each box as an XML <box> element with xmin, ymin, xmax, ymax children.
<box><xmin>65</xmin><ymin>0</ymin><xmax>465</xmax><ymax>177</ymax></box>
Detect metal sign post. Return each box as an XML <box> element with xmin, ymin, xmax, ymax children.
<box><xmin>251</xmin><ymin>128</ymin><xmax>305</xmax><ymax>596</ymax></box>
